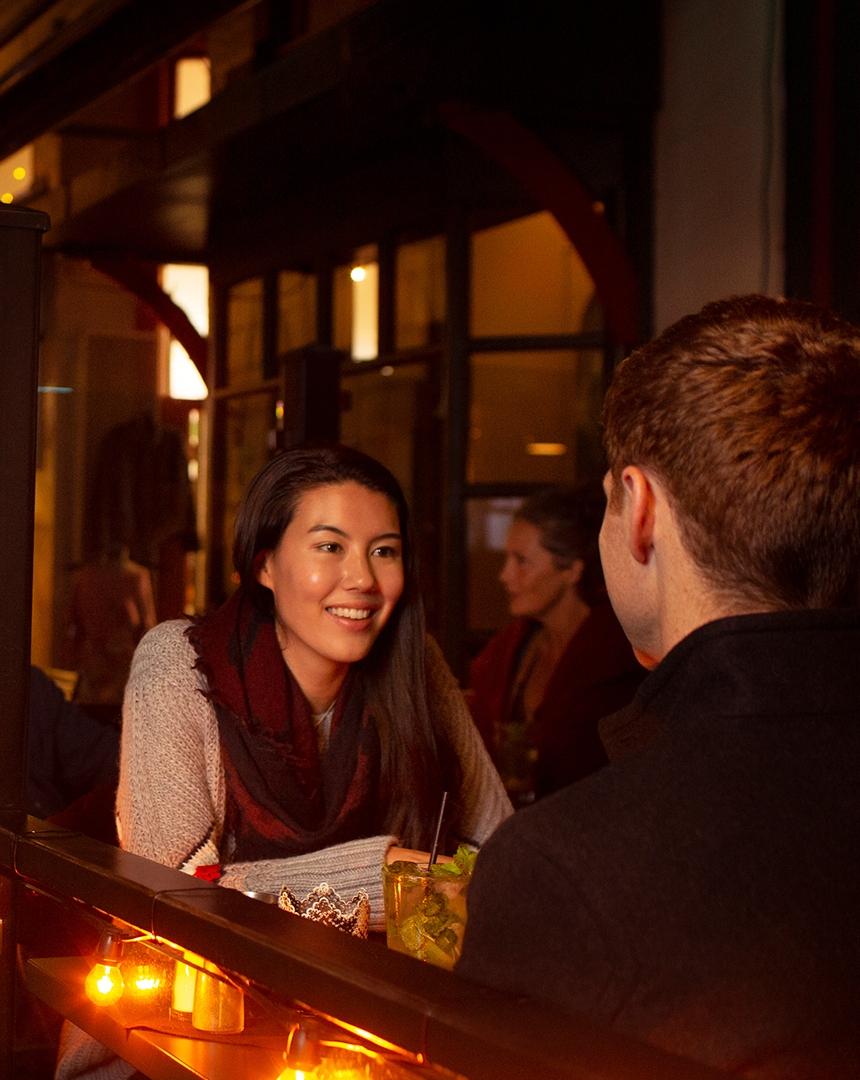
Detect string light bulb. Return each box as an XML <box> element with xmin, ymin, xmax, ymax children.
<box><xmin>276</xmin><ymin>1019</ymin><xmax>322</xmax><ymax>1079</ymax></box>
<box><xmin>84</xmin><ymin>930</ymin><xmax>125</xmax><ymax>1006</ymax></box>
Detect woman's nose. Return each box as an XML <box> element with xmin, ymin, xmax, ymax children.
<box><xmin>499</xmin><ymin>557</ymin><xmax>513</xmax><ymax>586</ymax></box>
<box><xmin>343</xmin><ymin>550</ymin><xmax>376</xmax><ymax>591</ymax></box>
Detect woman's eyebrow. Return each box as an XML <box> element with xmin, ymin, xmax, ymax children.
<box><xmin>308</xmin><ymin>523</ymin><xmax>348</xmax><ymax>537</ymax></box>
<box><xmin>308</xmin><ymin>524</ymin><xmax>402</xmax><ymax>543</ymax></box>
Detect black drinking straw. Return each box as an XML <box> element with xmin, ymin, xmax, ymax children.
<box><xmin>427</xmin><ymin>790</ymin><xmax>448</xmax><ymax>870</ymax></box>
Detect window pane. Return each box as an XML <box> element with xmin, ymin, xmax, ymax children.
<box><xmin>334</xmin><ymin>245</ymin><xmax>378</xmax><ymax>361</ymax></box>
<box><xmin>395</xmin><ymin>236</ymin><xmax>445</xmax><ymax>349</ymax></box>
<box><xmin>174</xmin><ymin>57</ymin><xmax>211</xmax><ymax>119</ymax></box>
<box><xmin>471</xmin><ymin>211</ymin><xmax>600</xmax><ymax>337</ymax></box>
<box><xmin>221</xmin><ymin>392</ymin><xmax>278</xmax><ymax>593</ymax></box>
<box><xmin>226</xmin><ymin>278</ymin><xmax>264</xmax><ymax>384</ymax></box>
<box><xmin>469</xmin><ymin>349</ymin><xmax>605</xmax><ymax>484</ymax></box>
<box><xmin>277</xmin><ymin>271</ymin><xmax>316</xmax><ymax>353</ymax></box>
<box><xmin>340</xmin><ymin>362</ymin><xmax>426</xmax><ymax>506</ymax></box>
<box><xmin>467</xmin><ymin>496</ymin><xmax>522</xmax><ymax>636</ymax></box>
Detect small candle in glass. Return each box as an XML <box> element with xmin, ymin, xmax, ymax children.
<box><xmin>191</xmin><ymin>960</ymin><xmax>244</xmax><ymax>1033</ymax></box>
<box><xmin>170</xmin><ymin>950</ymin><xmax>203</xmax><ymax>1020</ymax></box>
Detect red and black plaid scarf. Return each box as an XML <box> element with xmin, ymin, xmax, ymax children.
<box><xmin>186</xmin><ymin>590</ymin><xmax>382</xmax><ymax>862</ymax></box>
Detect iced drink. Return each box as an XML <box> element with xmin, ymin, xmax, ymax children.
<box><xmin>382</xmin><ymin>847</ymin><xmax>474</xmax><ymax>970</ymax></box>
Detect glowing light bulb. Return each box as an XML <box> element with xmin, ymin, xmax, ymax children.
<box><xmin>12</xmin><ymin>167</ymin><xmax>26</xmax><ymax>180</ymax></box>
<box><xmin>349</xmin><ymin>266</ymin><xmax>366</xmax><ymax>283</ymax></box>
<box><xmin>277</xmin><ymin>1019</ymin><xmax>322</xmax><ymax>1079</ymax></box>
<box><xmin>85</xmin><ymin>962</ymin><xmax>124</xmax><ymax>1005</ymax></box>
<box><xmin>128</xmin><ymin>964</ymin><xmax>163</xmax><ymax>994</ymax></box>
<box><xmin>84</xmin><ymin>929</ymin><xmax>126</xmax><ymax>1006</ymax></box>
<box><xmin>1</xmin><ymin>193</ymin><xmax>13</xmax><ymax>204</ymax></box>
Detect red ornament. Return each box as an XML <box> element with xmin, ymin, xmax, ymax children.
<box><xmin>193</xmin><ymin>864</ymin><xmax>222</xmax><ymax>883</ymax></box>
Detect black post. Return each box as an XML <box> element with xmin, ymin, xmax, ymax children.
<box><xmin>442</xmin><ymin>203</ymin><xmax>470</xmax><ymax>679</ymax></box>
<box><xmin>0</xmin><ymin>203</ymin><xmax>49</xmax><ymax>1080</ymax></box>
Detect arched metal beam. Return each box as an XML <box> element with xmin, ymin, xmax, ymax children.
<box><xmin>90</xmin><ymin>257</ymin><xmax>207</xmax><ymax>383</ymax></box>
<box><xmin>440</xmin><ymin>102</ymin><xmax>641</xmax><ymax>348</ymax></box>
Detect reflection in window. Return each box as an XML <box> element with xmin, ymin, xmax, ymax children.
<box><xmin>277</xmin><ymin>271</ymin><xmax>316</xmax><ymax>354</ymax></box>
<box><xmin>226</xmin><ymin>278</ymin><xmax>264</xmax><ymax>384</ymax></box>
<box><xmin>222</xmin><ymin>392</ymin><xmax>278</xmax><ymax>593</ymax></box>
<box><xmin>396</xmin><ymin>236</ymin><xmax>445</xmax><ymax>350</ymax></box>
<box><xmin>471</xmin><ymin>212</ymin><xmax>600</xmax><ymax>337</ymax></box>
<box><xmin>334</xmin><ymin>245</ymin><xmax>378</xmax><ymax>361</ymax></box>
<box><xmin>469</xmin><ymin>349</ymin><xmax>605</xmax><ymax>485</ymax></box>
<box><xmin>340</xmin><ymin>362</ymin><xmax>425</xmax><ymax>507</ymax></box>
<box><xmin>467</xmin><ymin>497</ymin><xmax>523</xmax><ymax>636</ymax></box>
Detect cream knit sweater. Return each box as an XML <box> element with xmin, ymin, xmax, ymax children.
<box><xmin>56</xmin><ymin>620</ymin><xmax>511</xmax><ymax>1080</ymax></box>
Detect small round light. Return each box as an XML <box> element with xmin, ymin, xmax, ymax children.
<box><xmin>84</xmin><ymin>930</ymin><xmax>126</xmax><ymax>1006</ymax></box>
<box><xmin>12</xmin><ymin>167</ymin><xmax>26</xmax><ymax>181</ymax></box>
<box><xmin>1</xmin><ymin>193</ymin><xmax>13</xmax><ymax>204</ymax></box>
<box><xmin>84</xmin><ymin>961</ymin><xmax>125</xmax><ymax>1006</ymax></box>
<box><xmin>349</xmin><ymin>266</ymin><xmax>366</xmax><ymax>283</ymax></box>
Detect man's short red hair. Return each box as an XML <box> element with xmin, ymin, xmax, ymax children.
<box><xmin>602</xmin><ymin>295</ymin><xmax>860</xmax><ymax>609</ymax></box>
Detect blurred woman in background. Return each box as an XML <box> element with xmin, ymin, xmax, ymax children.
<box><xmin>469</xmin><ymin>482</ymin><xmax>643</xmax><ymax>807</ymax></box>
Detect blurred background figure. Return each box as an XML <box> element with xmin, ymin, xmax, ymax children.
<box><xmin>68</xmin><ymin>542</ymin><xmax>157</xmax><ymax>707</ymax></box>
<box><xmin>27</xmin><ymin>666</ymin><xmax>119</xmax><ymax>843</ymax></box>
<box><xmin>468</xmin><ymin>482</ymin><xmax>643</xmax><ymax>807</ymax></box>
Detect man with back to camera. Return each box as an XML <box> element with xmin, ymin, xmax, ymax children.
<box><xmin>457</xmin><ymin>295</ymin><xmax>860</xmax><ymax>1078</ymax></box>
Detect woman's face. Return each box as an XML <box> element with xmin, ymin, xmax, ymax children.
<box><xmin>499</xmin><ymin>518</ymin><xmax>579</xmax><ymax>621</ymax></box>
<box><xmin>257</xmin><ymin>481</ymin><xmax>405</xmax><ymax>679</ymax></box>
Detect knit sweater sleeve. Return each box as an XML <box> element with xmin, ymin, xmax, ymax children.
<box><xmin>425</xmin><ymin>636</ymin><xmax>513</xmax><ymax>845</ymax></box>
<box><xmin>117</xmin><ymin>620</ymin><xmax>398</xmax><ymax>929</ymax></box>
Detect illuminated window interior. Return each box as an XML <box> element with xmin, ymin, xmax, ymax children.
<box><xmin>174</xmin><ymin>57</ymin><xmax>211</xmax><ymax>119</ymax></box>
<box><xmin>162</xmin><ymin>264</ymin><xmax>209</xmax><ymax>399</ymax></box>
<box><xmin>0</xmin><ymin>144</ymin><xmax>34</xmax><ymax>204</ymax></box>
<box><xmin>471</xmin><ymin>211</ymin><xmax>599</xmax><ymax>337</ymax></box>
<box><xmin>351</xmin><ymin>250</ymin><xmax>378</xmax><ymax>361</ymax></box>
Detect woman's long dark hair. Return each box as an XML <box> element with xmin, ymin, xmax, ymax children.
<box><xmin>233</xmin><ymin>443</ymin><xmax>457</xmax><ymax>849</ymax></box>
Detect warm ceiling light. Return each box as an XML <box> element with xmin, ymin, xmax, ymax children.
<box><xmin>12</xmin><ymin>167</ymin><xmax>26</xmax><ymax>180</ymax></box>
<box><xmin>526</xmin><ymin>442</ymin><xmax>568</xmax><ymax>456</ymax></box>
<box><xmin>1</xmin><ymin>193</ymin><xmax>13</xmax><ymax>204</ymax></box>
<box><xmin>349</xmin><ymin>266</ymin><xmax>366</xmax><ymax>283</ymax></box>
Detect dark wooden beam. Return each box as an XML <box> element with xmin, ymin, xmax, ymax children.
<box><xmin>90</xmin><ymin>256</ymin><xmax>208</xmax><ymax>383</ymax></box>
<box><xmin>0</xmin><ymin>0</ymin><xmax>249</xmax><ymax>160</ymax></box>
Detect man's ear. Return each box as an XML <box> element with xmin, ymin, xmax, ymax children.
<box><xmin>620</xmin><ymin>466</ymin><xmax>655</xmax><ymax>565</ymax></box>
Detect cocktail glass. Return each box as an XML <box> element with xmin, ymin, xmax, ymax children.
<box><xmin>382</xmin><ymin>861</ymin><xmax>470</xmax><ymax>970</ymax></box>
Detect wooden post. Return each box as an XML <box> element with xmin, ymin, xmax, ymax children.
<box><xmin>0</xmin><ymin>203</ymin><xmax>49</xmax><ymax>1080</ymax></box>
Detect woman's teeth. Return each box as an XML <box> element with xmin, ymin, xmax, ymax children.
<box><xmin>327</xmin><ymin>606</ymin><xmax>373</xmax><ymax>620</ymax></box>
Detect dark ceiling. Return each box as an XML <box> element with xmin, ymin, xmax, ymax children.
<box><xmin>1</xmin><ymin>1</ymin><xmax>660</xmax><ymax>263</ymax></box>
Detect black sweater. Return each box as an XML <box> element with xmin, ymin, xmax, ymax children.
<box><xmin>458</xmin><ymin>609</ymin><xmax>860</xmax><ymax>1078</ymax></box>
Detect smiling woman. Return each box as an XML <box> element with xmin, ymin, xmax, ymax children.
<box><xmin>135</xmin><ymin>443</ymin><xmax>509</xmax><ymax>887</ymax></box>
<box><xmin>57</xmin><ymin>443</ymin><xmax>512</xmax><ymax>1079</ymax></box>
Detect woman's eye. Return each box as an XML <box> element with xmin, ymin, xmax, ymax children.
<box><xmin>372</xmin><ymin>545</ymin><xmax>400</xmax><ymax>559</ymax></box>
<box><xmin>317</xmin><ymin>541</ymin><xmax>343</xmax><ymax>554</ymax></box>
